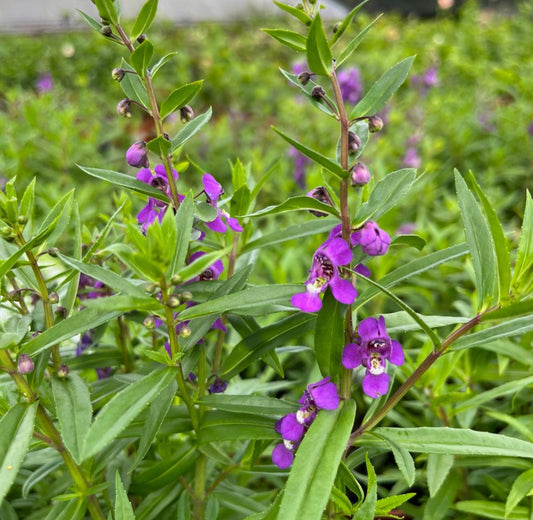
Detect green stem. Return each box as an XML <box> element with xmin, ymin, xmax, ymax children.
<box><xmin>192</xmin><ymin>454</ymin><xmax>206</xmax><ymax>520</ymax></box>
<box><xmin>116</xmin><ymin>316</ymin><xmax>134</xmax><ymax>372</ymax></box>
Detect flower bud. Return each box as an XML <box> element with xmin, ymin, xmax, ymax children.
<box><xmin>311</xmin><ymin>85</ymin><xmax>325</xmax><ymax>100</ymax></box>
<box><xmin>306</xmin><ymin>186</ymin><xmax>333</xmax><ymax>218</ymax></box>
<box><xmin>170</xmin><ymin>274</ymin><xmax>182</xmax><ymax>285</ymax></box>
<box><xmin>297</xmin><ymin>72</ymin><xmax>311</xmax><ymax>86</ymax></box>
<box><xmin>350</xmin><ymin>162</ymin><xmax>370</xmax><ymax>186</ymax></box>
<box><xmin>17</xmin><ymin>215</ymin><xmax>28</xmax><ymax>225</ymax></box>
<box><xmin>208</xmin><ymin>377</ymin><xmax>227</xmax><ymax>394</ymax></box>
<box><xmin>126</xmin><ymin>141</ymin><xmax>149</xmax><ymax>168</ymax></box>
<box><xmin>178</xmin><ymin>291</ymin><xmax>193</xmax><ymax>302</ymax></box>
<box><xmin>179</xmin><ymin>326</ymin><xmax>192</xmax><ymax>338</ymax></box>
<box><xmin>143</xmin><ymin>316</ymin><xmax>155</xmax><ymax>329</ymax></box>
<box><xmin>101</xmin><ymin>25</ymin><xmax>113</xmax><ymax>37</ymax></box>
<box><xmin>18</xmin><ymin>354</ymin><xmax>34</xmax><ymax>375</ymax></box>
<box><xmin>57</xmin><ymin>364</ymin><xmax>69</xmax><ymax>378</ymax></box>
<box><xmin>117</xmin><ymin>99</ymin><xmax>132</xmax><ymax>118</ymax></box>
<box><xmin>333</xmin><ymin>21</ymin><xmax>341</xmax><ymax>33</ymax></box>
<box><xmin>137</xmin><ymin>34</ymin><xmax>146</xmax><ymax>43</ymax></box>
<box><xmin>112</xmin><ymin>67</ymin><xmax>125</xmax><ymax>82</ymax></box>
<box><xmin>48</xmin><ymin>292</ymin><xmax>59</xmax><ymax>304</ymax></box>
<box><xmin>167</xmin><ymin>294</ymin><xmax>181</xmax><ymax>308</ymax></box>
<box><xmin>144</xmin><ymin>283</ymin><xmax>157</xmax><ymax>293</ymax></box>
<box><xmin>47</xmin><ymin>247</ymin><xmax>59</xmax><ymax>257</ymax></box>
<box><xmin>368</xmin><ymin>115</ymin><xmax>384</xmax><ymax>133</ymax></box>
<box><xmin>348</xmin><ymin>131</ymin><xmax>361</xmax><ymax>153</ymax></box>
<box><xmin>180</xmin><ymin>105</ymin><xmax>194</xmax><ymax>123</ymax></box>
<box><xmin>55</xmin><ymin>306</ymin><xmax>67</xmax><ymax>319</ymax></box>
<box><xmin>1</xmin><ymin>226</ymin><xmax>12</xmax><ymax>237</ymax></box>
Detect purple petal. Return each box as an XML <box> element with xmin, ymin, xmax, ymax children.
<box><xmin>202</xmin><ymin>173</ymin><xmax>223</xmax><ymax>201</ymax></box>
<box><xmin>291</xmin><ymin>291</ymin><xmax>322</xmax><ymax>313</ymax></box>
<box><xmin>280</xmin><ymin>413</ymin><xmax>305</xmax><ymax>441</ymax></box>
<box><xmin>342</xmin><ymin>342</ymin><xmax>362</xmax><ymax>369</ymax></box>
<box><xmin>354</xmin><ymin>263</ymin><xmax>371</xmax><ymax>277</ymax></box>
<box><xmin>206</xmin><ymin>213</ymin><xmax>227</xmax><ymax>233</ymax></box>
<box><xmin>137</xmin><ymin>168</ymin><xmax>153</xmax><ymax>184</ymax></box>
<box><xmin>212</xmin><ymin>317</ymin><xmax>227</xmax><ymax>333</ymax></box>
<box><xmin>327</xmin><ymin>223</ymin><xmax>342</xmax><ymax>241</ymax></box>
<box><xmin>329</xmin><ymin>276</ymin><xmax>357</xmax><ymax>305</ymax></box>
<box><xmin>389</xmin><ymin>340</ymin><xmax>404</xmax><ymax>366</ymax></box>
<box><xmin>357</xmin><ymin>317</ymin><xmax>380</xmax><ymax>342</ymax></box>
<box><xmin>362</xmin><ymin>372</ymin><xmax>390</xmax><ymax>398</ymax></box>
<box><xmin>309</xmin><ymin>381</ymin><xmax>339</xmax><ymax>410</ymax></box>
<box><xmin>226</xmin><ymin>215</ymin><xmax>243</xmax><ymax>232</ymax></box>
<box><xmin>272</xmin><ymin>443</ymin><xmax>294</xmax><ymax>469</ymax></box>
<box><xmin>211</xmin><ymin>259</ymin><xmax>224</xmax><ymax>278</ymax></box>
<box><xmin>350</xmin><ymin>231</ymin><xmax>361</xmax><ymax>247</ymax></box>
<box><xmin>377</xmin><ymin>316</ymin><xmax>388</xmax><ymax>337</ymax></box>
<box><xmin>321</xmin><ymin>238</ymin><xmax>352</xmax><ymax>266</ymax></box>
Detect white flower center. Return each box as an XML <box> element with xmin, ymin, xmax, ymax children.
<box><xmin>283</xmin><ymin>439</ymin><xmax>296</xmax><ymax>451</ymax></box>
<box><xmin>368</xmin><ymin>354</ymin><xmax>385</xmax><ymax>375</ymax></box>
<box><xmin>307</xmin><ymin>277</ymin><xmax>326</xmax><ymax>294</ymax></box>
<box><xmin>296</xmin><ymin>405</ymin><xmax>316</xmax><ymax>424</ymax></box>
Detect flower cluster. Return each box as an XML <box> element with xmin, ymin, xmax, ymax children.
<box><xmin>272</xmin><ymin>377</ymin><xmax>339</xmax><ymax>468</ymax></box>
<box><xmin>342</xmin><ymin>316</ymin><xmax>404</xmax><ymax>398</ymax></box>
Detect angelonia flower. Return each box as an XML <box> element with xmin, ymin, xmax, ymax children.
<box><xmin>342</xmin><ymin>316</ymin><xmax>404</xmax><ymax>398</ymax></box>
<box><xmin>272</xmin><ymin>377</ymin><xmax>339</xmax><ymax>469</ymax></box>
<box><xmin>137</xmin><ymin>165</ymin><xmax>181</xmax><ymax>231</ymax></box>
<box><xmin>291</xmin><ymin>236</ymin><xmax>356</xmax><ymax>313</ymax></box>
<box><xmin>78</xmin><ymin>274</ymin><xmax>111</xmax><ymax>300</ymax></box>
<box><xmin>337</xmin><ymin>67</ymin><xmax>362</xmax><ymax>105</ymax></box>
<box><xmin>126</xmin><ymin>141</ymin><xmax>149</xmax><ymax>168</ymax></box>
<box><xmin>411</xmin><ymin>66</ymin><xmax>438</xmax><ymax>92</ymax></box>
<box><xmin>350</xmin><ymin>162</ymin><xmax>370</xmax><ymax>186</ymax></box>
<box><xmin>306</xmin><ymin>186</ymin><xmax>333</xmax><ymax>217</ymax></box>
<box><xmin>17</xmin><ymin>354</ymin><xmax>34</xmax><ymax>374</ymax></box>
<box><xmin>36</xmin><ymin>73</ymin><xmax>53</xmax><ymax>94</ymax></box>
<box><xmin>351</xmin><ymin>221</ymin><xmax>391</xmax><ymax>257</ymax></box>
<box><xmin>403</xmin><ymin>147</ymin><xmax>421</xmax><ymax>169</ymax></box>
<box><xmin>202</xmin><ymin>174</ymin><xmax>243</xmax><ymax>234</ymax></box>
<box><xmin>397</xmin><ymin>222</ymin><xmax>416</xmax><ymax>235</ymax></box>
<box><xmin>208</xmin><ymin>377</ymin><xmax>227</xmax><ymax>394</ymax></box>
<box><xmin>288</xmin><ymin>147</ymin><xmax>311</xmax><ymax>189</ymax></box>
<box><xmin>189</xmin><ymin>251</ymin><xmax>224</xmax><ymax>282</ymax></box>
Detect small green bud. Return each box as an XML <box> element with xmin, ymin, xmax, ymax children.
<box><xmin>144</xmin><ymin>282</ymin><xmax>157</xmax><ymax>293</ymax></box>
<box><xmin>368</xmin><ymin>115</ymin><xmax>384</xmax><ymax>133</ymax></box>
<box><xmin>112</xmin><ymin>67</ymin><xmax>125</xmax><ymax>82</ymax></box>
<box><xmin>143</xmin><ymin>316</ymin><xmax>155</xmax><ymax>329</ymax></box>
<box><xmin>179</xmin><ymin>326</ymin><xmax>192</xmax><ymax>338</ymax></box>
<box><xmin>17</xmin><ymin>215</ymin><xmax>27</xmax><ymax>225</ymax></box>
<box><xmin>57</xmin><ymin>364</ymin><xmax>69</xmax><ymax>378</ymax></box>
<box><xmin>167</xmin><ymin>295</ymin><xmax>181</xmax><ymax>308</ymax></box>
<box><xmin>178</xmin><ymin>291</ymin><xmax>193</xmax><ymax>302</ymax></box>
<box><xmin>170</xmin><ymin>274</ymin><xmax>182</xmax><ymax>285</ymax></box>
<box><xmin>1</xmin><ymin>226</ymin><xmax>12</xmax><ymax>237</ymax></box>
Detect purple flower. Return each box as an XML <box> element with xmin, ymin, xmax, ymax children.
<box><xmin>350</xmin><ymin>162</ymin><xmax>370</xmax><ymax>186</ymax></box>
<box><xmin>36</xmin><ymin>73</ymin><xmax>54</xmax><ymax>93</ymax></box>
<box><xmin>202</xmin><ymin>174</ymin><xmax>243</xmax><ymax>233</ymax></box>
<box><xmin>291</xmin><ymin>237</ymin><xmax>356</xmax><ymax>313</ymax></box>
<box><xmin>342</xmin><ymin>316</ymin><xmax>404</xmax><ymax>398</ymax></box>
<box><xmin>403</xmin><ymin>147</ymin><xmax>421</xmax><ymax>169</ymax></box>
<box><xmin>351</xmin><ymin>221</ymin><xmax>390</xmax><ymax>256</ymax></box>
<box><xmin>354</xmin><ymin>263</ymin><xmax>371</xmax><ymax>278</ymax></box>
<box><xmin>137</xmin><ymin>165</ymin><xmax>181</xmax><ymax>231</ymax></box>
<box><xmin>126</xmin><ymin>141</ymin><xmax>149</xmax><ymax>168</ymax></box>
<box><xmin>291</xmin><ymin>61</ymin><xmax>307</xmax><ymax>77</ymax></box>
<box><xmin>272</xmin><ymin>377</ymin><xmax>339</xmax><ymax>469</ymax></box>
<box><xmin>189</xmin><ymin>251</ymin><xmax>224</xmax><ymax>282</ymax></box>
<box><xmin>208</xmin><ymin>377</ymin><xmax>227</xmax><ymax>394</ymax></box>
<box><xmin>18</xmin><ymin>354</ymin><xmax>34</xmax><ymax>374</ymax></box>
<box><xmin>306</xmin><ymin>186</ymin><xmax>333</xmax><ymax>217</ymax></box>
<box><xmin>424</xmin><ymin>67</ymin><xmax>438</xmax><ymax>88</ymax></box>
<box><xmin>337</xmin><ymin>67</ymin><xmax>362</xmax><ymax>105</ymax></box>
<box><xmin>289</xmin><ymin>147</ymin><xmax>311</xmax><ymax>189</ymax></box>
<box><xmin>397</xmin><ymin>222</ymin><xmax>416</xmax><ymax>235</ymax></box>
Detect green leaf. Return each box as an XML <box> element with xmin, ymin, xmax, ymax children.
<box><xmin>273</xmin><ymin>1</ymin><xmax>312</xmax><ymax>24</ymax></box>
<box><xmin>43</xmin><ymin>499</ymin><xmax>88</xmax><ymax>520</ymax></box>
<box><xmin>150</xmin><ymin>51</ymin><xmax>177</xmax><ymax>78</ymax></box>
<box><xmin>278</xmin><ymin>400</ymin><xmax>356</xmax><ymax>520</ymax></box>
<box><xmin>506</xmin><ymin>468</ymin><xmax>533</xmax><ymax>518</ymax></box>
<box><xmin>169</xmin><ymin>194</ymin><xmax>193</xmax><ymax>276</ymax></box>
<box><xmin>76</xmin><ymin>9</ymin><xmax>103</xmax><ymax>32</ymax></box>
<box><xmin>426</xmin><ymin>453</ymin><xmax>454</xmax><ymax>497</ymax></box>
<box><xmin>242</xmin><ymin>196</ymin><xmax>339</xmax><ymax>219</ymax></box>
<box><xmin>220</xmin><ymin>313</ymin><xmax>316</xmax><ymax>379</ymax></box>
<box><xmin>94</xmin><ymin>0</ymin><xmax>118</xmax><ymax>23</ymax></box>
<box><xmin>357</xmin><ymin>427</ymin><xmax>533</xmax><ymax>459</ymax></box>
<box><xmin>455</xmin><ymin>170</ymin><xmax>498</xmax><ymax>309</ymax></box>
<box><xmin>423</xmin><ymin>472</ymin><xmax>461</xmax><ymax>520</ymax></box>
<box><xmin>198</xmin><ymin>411</ymin><xmax>278</xmax><ymax>443</ymax></box>
<box><xmin>350</xmin><ymin>56</ymin><xmax>415</xmax><ymax>118</ymax></box>
<box><xmin>456</xmin><ymin>500</ymin><xmax>529</xmax><ymax>520</ymax></box>
<box><xmin>174</xmin><ymin>248</ymin><xmax>230</xmax><ymax>283</ymax></box>
<box><xmin>131</xmin><ymin>0</ymin><xmax>158</xmax><ymax>39</ymax></box>
<box><xmin>160</xmin><ymin>81</ymin><xmax>203</xmax><ymax>119</ymax></box>
<box><xmin>378</xmin><ymin>433</ymin><xmax>416</xmax><ymax>487</ymax></box>
<box><xmin>120</xmin><ymin>59</ymin><xmax>150</xmax><ymax>108</ymax></box>
<box><xmin>21</xmin><ymin>308</ymin><xmax>123</xmax><ymax>356</ymax></box>
<box><xmin>130</xmin><ymin>40</ymin><xmax>154</xmax><ymax>77</ymax></box>
<box><xmin>391</xmin><ymin>233</ymin><xmax>426</xmax><ymax>251</ymax></box>
<box><xmin>115</xmin><ymin>472</ymin><xmax>136</xmax><ymax>520</ymax></box>
<box><xmin>451</xmin><ymin>315</ymin><xmax>533</xmax><ymax>351</ymax></box>
<box><xmin>375</xmin><ymin>493</ymin><xmax>416</xmax><ymax>516</ymax></box>
<box><xmin>511</xmin><ymin>190</ymin><xmax>533</xmax><ymax>296</ymax></box>
<box><xmin>197</xmin><ymin>395</ymin><xmax>296</xmax><ymax>416</ymax></box>
<box><xmin>231</xmin><ymin>185</ymin><xmax>251</xmax><ymax>219</ymax></box>
<box><xmin>81</xmin><ymin>368</ymin><xmax>177</xmax><ymax>461</ymax></box>
<box><xmin>272</xmin><ymin>126</ymin><xmax>347</xmax><ymax>180</ymax></box>
<box><xmin>194</xmin><ymin>201</ymin><xmax>218</xmax><ymax>222</ymax></box>
<box><xmin>171</xmin><ymin>107</ymin><xmax>212</xmax><ymax>152</ymax></box>
<box><xmin>336</xmin><ymin>15</ymin><xmax>382</xmax><ymax>68</ymax></box>
<box><xmin>315</xmin><ymin>289</ymin><xmax>346</xmax><ymax>381</ymax></box>
<box><xmin>83</xmin><ymin>294</ymin><xmax>164</xmax><ymax>313</ymax></box>
<box><xmin>465</xmin><ymin>171</ymin><xmax>511</xmax><ymax>302</ymax></box>
<box><xmin>51</xmin><ymin>375</ymin><xmax>92</xmax><ymax>464</ymax></box>
<box><xmin>352</xmin><ymin>455</ymin><xmax>378</xmax><ymax>519</ymax></box>
<box><xmin>0</xmin><ymin>403</ymin><xmax>38</xmax><ymax>504</ymax></box>
<box><xmin>329</xmin><ymin>0</ymin><xmax>369</xmax><ymax>46</ymax></box>
<box><xmin>481</xmin><ymin>299</ymin><xmax>533</xmax><ymax>321</ymax></box>
<box><xmin>19</xmin><ymin>178</ymin><xmax>35</xmax><ymax>220</ymax></box>
<box><xmin>306</xmin><ymin>13</ymin><xmax>332</xmax><ymax>77</ymax></box>
<box><xmin>354</xmin><ymin>168</ymin><xmax>416</xmax><ymax>226</ymax></box>
<box><xmin>263</xmin><ymin>29</ymin><xmax>307</xmax><ymax>52</ymax></box>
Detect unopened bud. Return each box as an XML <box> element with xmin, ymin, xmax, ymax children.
<box><xmin>55</xmin><ymin>306</ymin><xmax>67</xmax><ymax>319</ymax></box>
<box><xmin>47</xmin><ymin>247</ymin><xmax>59</xmax><ymax>257</ymax></box>
<box><xmin>311</xmin><ymin>85</ymin><xmax>325</xmax><ymax>100</ymax></box>
<box><xmin>179</xmin><ymin>326</ymin><xmax>192</xmax><ymax>338</ymax></box>
<box><xmin>101</xmin><ymin>25</ymin><xmax>113</xmax><ymax>37</ymax></box>
<box><xmin>167</xmin><ymin>295</ymin><xmax>181</xmax><ymax>308</ymax></box>
<box><xmin>17</xmin><ymin>215</ymin><xmax>27</xmax><ymax>225</ymax></box>
<box><xmin>18</xmin><ymin>354</ymin><xmax>34</xmax><ymax>375</ymax></box>
<box><xmin>143</xmin><ymin>316</ymin><xmax>155</xmax><ymax>329</ymax></box>
<box><xmin>1</xmin><ymin>226</ymin><xmax>12</xmax><ymax>237</ymax></box>
<box><xmin>117</xmin><ymin>99</ymin><xmax>132</xmax><ymax>118</ymax></box>
<box><xmin>112</xmin><ymin>67</ymin><xmax>125</xmax><ymax>82</ymax></box>
<box><xmin>180</xmin><ymin>105</ymin><xmax>194</xmax><ymax>123</ymax></box>
<box><xmin>144</xmin><ymin>283</ymin><xmax>157</xmax><ymax>293</ymax></box>
<box><xmin>48</xmin><ymin>292</ymin><xmax>59</xmax><ymax>304</ymax></box>
<box><xmin>348</xmin><ymin>131</ymin><xmax>361</xmax><ymax>153</ymax></box>
<box><xmin>350</xmin><ymin>162</ymin><xmax>371</xmax><ymax>186</ymax></box>
<box><xmin>333</xmin><ymin>21</ymin><xmax>341</xmax><ymax>33</ymax></box>
<box><xmin>297</xmin><ymin>72</ymin><xmax>311</xmax><ymax>86</ymax></box>
<box><xmin>137</xmin><ymin>34</ymin><xmax>146</xmax><ymax>43</ymax></box>
<box><xmin>126</xmin><ymin>141</ymin><xmax>149</xmax><ymax>168</ymax></box>
<box><xmin>368</xmin><ymin>115</ymin><xmax>384</xmax><ymax>133</ymax></box>
<box><xmin>170</xmin><ymin>274</ymin><xmax>182</xmax><ymax>285</ymax></box>
<box><xmin>178</xmin><ymin>291</ymin><xmax>193</xmax><ymax>302</ymax></box>
<box><xmin>57</xmin><ymin>364</ymin><xmax>69</xmax><ymax>378</ymax></box>
<box><xmin>307</xmin><ymin>186</ymin><xmax>333</xmax><ymax>218</ymax></box>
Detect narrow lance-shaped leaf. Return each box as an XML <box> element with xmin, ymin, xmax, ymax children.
<box><xmin>426</xmin><ymin>453</ymin><xmax>454</xmax><ymax>497</ymax></box>
<box><xmin>329</xmin><ymin>0</ymin><xmax>370</xmax><ymax>46</ymax></box>
<box><xmin>352</xmin><ymin>455</ymin><xmax>378</xmax><ymax>520</ymax></box>
<box><xmin>115</xmin><ymin>472</ymin><xmax>136</xmax><ymax>520</ymax></box>
<box><xmin>171</xmin><ymin>107</ymin><xmax>212</xmax><ymax>152</ymax></box>
<box><xmin>505</xmin><ymin>468</ymin><xmax>533</xmax><ymax>518</ymax></box>
<box><xmin>273</xmin><ymin>1</ymin><xmax>312</xmax><ymax>25</ymax></box>
<box><xmin>336</xmin><ymin>14</ymin><xmax>382</xmax><ymax>68</ymax></box>
<box><xmin>263</xmin><ymin>29</ymin><xmax>307</xmax><ymax>52</ymax></box>
<box><xmin>160</xmin><ymin>80</ymin><xmax>203</xmax><ymax>119</ymax></box>
<box><xmin>119</xmin><ymin>59</ymin><xmax>150</xmax><ymax>108</ymax></box>
<box><xmin>131</xmin><ymin>0</ymin><xmax>158</xmax><ymax>39</ymax></box>
<box><xmin>130</xmin><ymin>39</ymin><xmax>154</xmax><ymax>78</ymax></box>
<box><xmin>511</xmin><ymin>190</ymin><xmax>533</xmax><ymax>296</ymax></box>
<box><xmin>306</xmin><ymin>13</ymin><xmax>332</xmax><ymax>77</ymax></box>
<box><xmin>169</xmin><ymin>194</ymin><xmax>193</xmax><ymax>275</ymax></box>
<box><xmin>241</xmin><ymin>196</ymin><xmax>339</xmax><ymax>219</ymax></box>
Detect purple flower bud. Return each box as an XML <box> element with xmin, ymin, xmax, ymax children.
<box><xmin>117</xmin><ymin>99</ymin><xmax>132</xmax><ymax>118</ymax></box>
<box><xmin>57</xmin><ymin>364</ymin><xmax>69</xmax><ymax>378</ymax></box>
<box><xmin>350</xmin><ymin>162</ymin><xmax>370</xmax><ymax>186</ymax></box>
<box><xmin>272</xmin><ymin>443</ymin><xmax>295</xmax><ymax>469</ymax></box>
<box><xmin>358</xmin><ymin>221</ymin><xmax>390</xmax><ymax>256</ymax></box>
<box><xmin>111</xmin><ymin>68</ymin><xmax>125</xmax><ymax>82</ymax></box>
<box><xmin>180</xmin><ymin>105</ymin><xmax>194</xmax><ymax>123</ymax></box>
<box><xmin>297</xmin><ymin>71</ymin><xmax>312</xmax><ymax>85</ymax></box>
<box><xmin>126</xmin><ymin>141</ymin><xmax>149</xmax><ymax>168</ymax></box>
<box><xmin>17</xmin><ymin>354</ymin><xmax>34</xmax><ymax>374</ymax></box>
<box><xmin>208</xmin><ymin>377</ymin><xmax>227</xmax><ymax>394</ymax></box>
<box><xmin>348</xmin><ymin>131</ymin><xmax>361</xmax><ymax>153</ymax></box>
<box><xmin>368</xmin><ymin>115</ymin><xmax>384</xmax><ymax>133</ymax></box>
<box><xmin>306</xmin><ymin>186</ymin><xmax>333</xmax><ymax>217</ymax></box>
<box><xmin>311</xmin><ymin>85</ymin><xmax>325</xmax><ymax>100</ymax></box>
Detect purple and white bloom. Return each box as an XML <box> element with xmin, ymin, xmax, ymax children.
<box><xmin>137</xmin><ymin>165</ymin><xmax>181</xmax><ymax>231</ymax></box>
<box><xmin>337</xmin><ymin>67</ymin><xmax>362</xmax><ymax>105</ymax></box>
<box><xmin>342</xmin><ymin>316</ymin><xmax>404</xmax><ymax>398</ymax></box>
<box><xmin>351</xmin><ymin>221</ymin><xmax>390</xmax><ymax>256</ymax></box>
<box><xmin>272</xmin><ymin>377</ymin><xmax>339</xmax><ymax>469</ymax></box>
<box><xmin>126</xmin><ymin>141</ymin><xmax>149</xmax><ymax>168</ymax></box>
<box><xmin>291</xmin><ymin>237</ymin><xmax>356</xmax><ymax>313</ymax></box>
<box><xmin>189</xmin><ymin>251</ymin><xmax>224</xmax><ymax>282</ymax></box>
<box><xmin>202</xmin><ymin>174</ymin><xmax>243</xmax><ymax>234</ymax></box>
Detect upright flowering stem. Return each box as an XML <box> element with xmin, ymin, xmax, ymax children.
<box><xmin>115</xmin><ymin>24</ymin><xmax>181</xmax><ymax>209</ymax></box>
<box><xmin>331</xmin><ymin>66</ymin><xmax>353</xmax><ymax>400</ymax></box>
